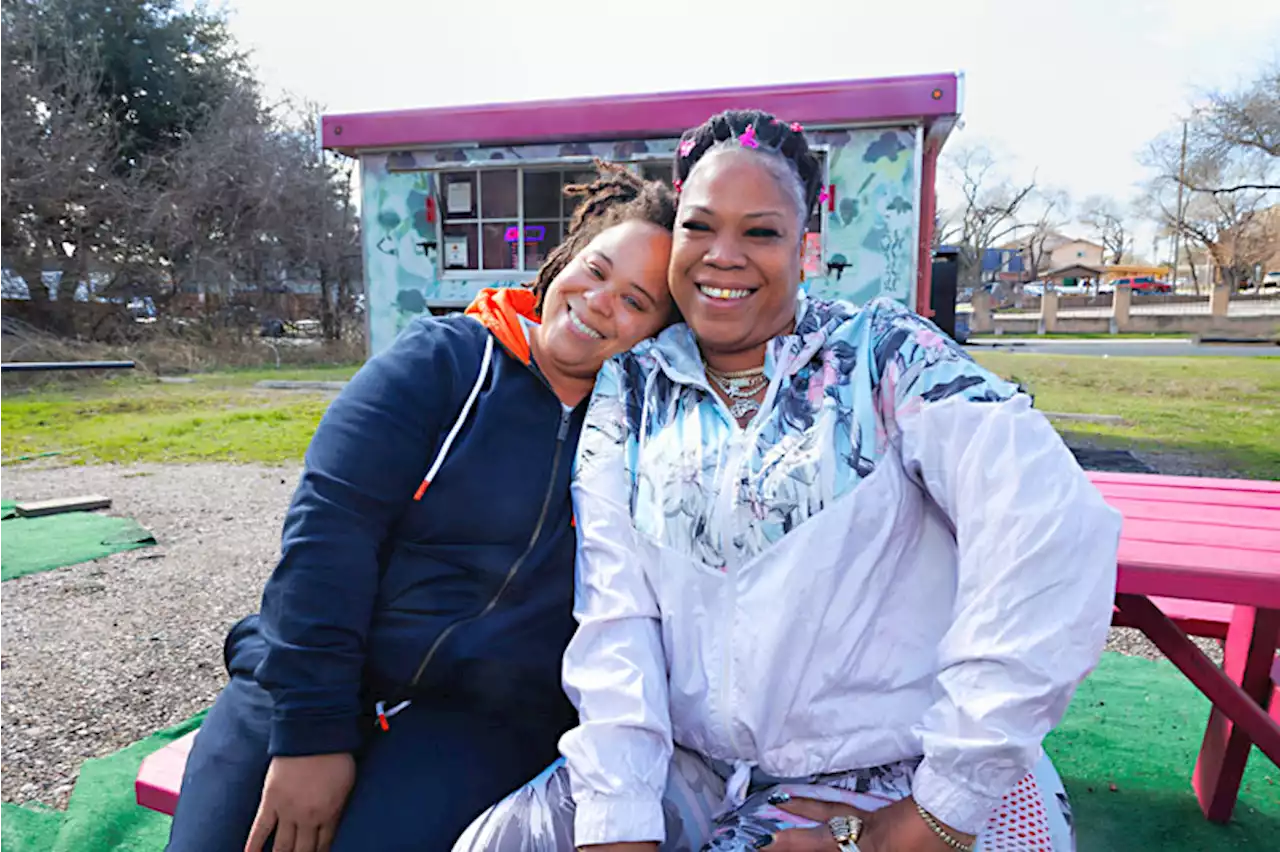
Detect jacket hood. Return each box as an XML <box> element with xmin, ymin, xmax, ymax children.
<box><xmin>464</xmin><ymin>287</ymin><xmax>539</xmax><ymax>365</ymax></box>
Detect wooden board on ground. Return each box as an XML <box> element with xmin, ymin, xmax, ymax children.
<box><xmin>15</xmin><ymin>495</ymin><xmax>112</xmax><ymax>518</ymax></box>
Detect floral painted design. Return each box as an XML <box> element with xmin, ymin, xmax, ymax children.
<box><xmin>575</xmin><ymin>295</ymin><xmax>1019</xmax><ymax>569</ymax></box>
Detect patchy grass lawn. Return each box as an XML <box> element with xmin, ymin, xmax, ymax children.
<box><xmin>1</xmin><ymin>365</ymin><xmax>360</xmax><ymax>465</ymax></box>
<box><xmin>972</xmin><ymin>353</ymin><xmax>1280</xmax><ymax>479</ymax></box>
<box><xmin>181</xmin><ymin>364</ymin><xmax>362</xmax><ymax>386</ymax></box>
<box><xmin>4</xmin><ymin>356</ymin><xmax>1278</xmax><ymax>479</ymax></box>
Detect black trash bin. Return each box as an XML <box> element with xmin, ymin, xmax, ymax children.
<box><xmin>930</xmin><ymin>247</ymin><xmax>961</xmax><ymax>341</ymax></box>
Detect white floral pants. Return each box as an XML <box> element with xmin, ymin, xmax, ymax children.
<box><xmin>453</xmin><ymin>747</ymin><xmax>1074</xmax><ymax>851</ymax></box>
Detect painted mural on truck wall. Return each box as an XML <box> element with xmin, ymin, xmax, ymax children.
<box><xmin>360</xmin><ymin>127</ymin><xmax>919</xmax><ymax>356</ymax></box>
<box><xmin>807</xmin><ymin>126</ymin><xmax>919</xmax><ymax>305</ymax></box>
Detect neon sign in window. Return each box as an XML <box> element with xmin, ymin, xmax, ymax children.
<box><xmin>504</xmin><ymin>225</ymin><xmax>548</xmax><ymax>243</ymax></box>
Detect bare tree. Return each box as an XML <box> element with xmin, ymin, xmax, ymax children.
<box><xmin>1080</xmin><ymin>196</ymin><xmax>1131</xmax><ymax>265</ymax></box>
<box><xmin>1197</xmin><ymin>62</ymin><xmax>1280</xmax><ymax>191</ymax></box>
<box><xmin>1016</xmin><ymin>188</ymin><xmax>1072</xmax><ymax>283</ymax></box>
<box><xmin>1144</xmin><ymin>175</ymin><xmax>1272</xmax><ymax>290</ymax></box>
<box><xmin>271</xmin><ymin>101</ymin><xmax>361</xmax><ymax>340</ymax></box>
<box><xmin>1146</xmin><ymin>63</ymin><xmax>1278</xmax><ymax>197</ymax></box>
<box><xmin>127</xmin><ymin>89</ymin><xmax>360</xmax><ymax>337</ymax></box>
<box><xmin>1141</xmin><ymin>62</ymin><xmax>1279</xmax><ymax>292</ymax></box>
<box><xmin>937</xmin><ymin>142</ymin><xmax>1037</xmax><ymax>289</ymax></box>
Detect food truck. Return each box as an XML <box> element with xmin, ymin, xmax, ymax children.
<box><xmin>322</xmin><ymin>73</ymin><xmax>962</xmax><ymax>356</ymax></box>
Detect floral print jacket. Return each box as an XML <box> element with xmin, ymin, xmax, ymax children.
<box><xmin>560</xmin><ymin>295</ymin><xmax>1121</xmax><ymax>846</ymax></box>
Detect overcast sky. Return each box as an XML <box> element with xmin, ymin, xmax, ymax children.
<box><xmin>225</xmin><ymin>0</ymin><xmax>1279</xmax><ymax>248</ymax></box>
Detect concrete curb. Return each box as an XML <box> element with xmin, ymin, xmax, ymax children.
<box><xmin>1194</xmin><ymin>336</ymin><xmax>1280</xmax><ymax>345</ymax></box>
<box><xmin>1043</xmin><ymin>412</ymin><xmax>1126</xmax><ymax>424</ymax></box>
<box><xmin>254</xmin><ymin>380</ymin><xmax>349</xmax><ymax>391</ymax></box>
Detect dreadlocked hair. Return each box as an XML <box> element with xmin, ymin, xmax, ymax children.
<box><xmin>530</xmin><ymin>160</ymin><xmax>676</xmax><ymax>315</ymax></box>
<box><xmin>674</xmin><ymin>109</ymin><xmax>824</xmax><ymax>226</ymax></box>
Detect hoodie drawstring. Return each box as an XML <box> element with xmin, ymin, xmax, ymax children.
<box><xmin>715</xmin><ymin>759</ymin><xmax>757</xmax><ymax>818</ymax></box>
<box><xmin>414</xmin><ymin>334</ymin><xmax>494</xmax><ymax>500</ymax></box>
<box><xmin>374</xmin><ymin>699</ymin><xmax>412</xmax><ymax>732</ymax></box>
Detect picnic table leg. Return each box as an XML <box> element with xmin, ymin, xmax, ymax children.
<box><xmin>1271</xmin><ymin>654</ymin><xmax>1280</xmax><ymax>725</ymax></box>
<box><xmin>1192</xmin><ymin>606</ymin><xmax>1280</xmax><ymax>823</ymax></box>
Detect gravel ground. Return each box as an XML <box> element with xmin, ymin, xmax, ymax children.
<box><xmin>2</xmin><ymin>463</ymin><xmax>299</xmax><ymax>808</ymax></box>
<box><xmin>1</xmin><ymin>461</ymin><xmax>1227</xmax><ymax>809</ymax></box>
<box><xmin>1066</xmin><ymin>435</ymin><xmax>1250</xmax><ymax>479</ymax></box>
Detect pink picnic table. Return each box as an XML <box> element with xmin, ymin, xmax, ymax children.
<box><xmin>137</xmin><ymin>471</ymin><xmax>1280</xmax><ymax>823</ymax></box>
<box><xmin>136</xmin><ymin>728</ymin><xmax>197</xmax><ymax>816</ymax></box>
<box><xmin>1089</xmin><ymin>471</ymin><xmax>1280</xmax><ymax>823</ymax></box>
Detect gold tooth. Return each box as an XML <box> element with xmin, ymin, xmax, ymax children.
<box><xmin>700</xmin><ymin>285</ymin><xmax>748</xmax><ymax>300</ymax></box>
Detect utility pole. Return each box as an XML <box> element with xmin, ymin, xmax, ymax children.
<box><xmin>1169</xmin><ymin>120</ymin><xmax>1189</xmax><ymax>292</ymax></box>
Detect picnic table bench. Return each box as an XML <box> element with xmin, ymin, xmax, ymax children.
<box><xmin>136</xmin><ymin>471</ymin><xmax>1280</xmax><ymax>825</ymax></box>
<box><xmin>136</xmin><ymin>729</ymin><xmax>197</xmax><ymax>816</ymax></box>
<box><xmin>1091</xmin><ymin>471</ymin><xmax>1280</xmax><ymax>823</ymax></box>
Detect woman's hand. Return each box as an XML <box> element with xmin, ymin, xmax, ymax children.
<box><xmin>245</xmin><ymin>753</ymin><xmax>356</xmax><ymax>852</ymax></box>
<box><xmin>770</xmin><ymin>796</ymin><xmax>973</xmax><ymax>852</ymax></box>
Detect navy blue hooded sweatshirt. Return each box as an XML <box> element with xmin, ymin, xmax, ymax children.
<box><xmin>254</xmin><ymin>289</ymin><xmax>584</xmax><ymax>758</ymax></box>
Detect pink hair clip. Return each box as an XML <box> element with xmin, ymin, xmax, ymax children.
<box><xmin>739</xmin><ymin>125</ymin><xmax>759</xmax><ymax>149</ymax></box>
<box><xmin>678</xmin><ymin>138</ymin><xmax>696</xmax><ymax>157</ymax></box>
<box><xmin>817</xmin><ymin>187</ymin><xmax>831</xmax><ymax>204</ymax></box>
<box><xmin>673</xmin><ymin>178</ymin><xmax>683</xmax><ymax>194</ymax></box>
<box><xmin>790</xmin><ymin>122</ymin><xmax>804</xmax><ymax>133</ymax></box>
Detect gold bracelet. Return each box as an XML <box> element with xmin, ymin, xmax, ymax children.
<box><xmin>915</xmin><ymin>802</ymin><xmax>976</xmax><ymax>851</ymax></box>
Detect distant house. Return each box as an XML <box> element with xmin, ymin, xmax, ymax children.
<box><xmin>999</xmin><ymin>234</ymin><xmax>1105</xmax><ymax>279</ymax></box>
<box><xmin>1</xmin><ymin>269</ymin><xmax>35</xmax><ymax>300</ymax></box>
<box><xmin>0</xmin><ymin>268</ymin><xmax>105</xmax><ymax>301</ymax></box>
<box><xmin>982</xmin><ymin>247</ymin><xmax>1027</xmax><ymax>281</ymax></box>
<box><xmin>936</xmin><ymin>246</ymin><xmax>1027</xmax><ymax>282</ymax></box>
<box><xmin>0</xmin><ymin>272</ymin><xmax>64</xmax><ymax>301</ymax></box>
<box><xmin>1045</xmin><ymin>236</ymin><xmax>1106</xmax><ymax>271</ymax></box>
<box><xmin>1216</xmin><ymin>204</ymin><xmax>1280</xmax><ymax>286</ymax></box>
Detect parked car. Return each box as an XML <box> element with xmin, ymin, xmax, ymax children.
<box><xmin>1109</xmin><ymin>276</ymin><xmax>1172</xmax><ymax>294</ymax></box>
<box><xmin>1055</xmin><ymin>281</ymin><xmax>1093</xmax><ymax>296</ymax></box>
<box><xmin>1134</xmin><ymin>278</ymin><xmax>1173</xmax><ymax>294</ymax></box>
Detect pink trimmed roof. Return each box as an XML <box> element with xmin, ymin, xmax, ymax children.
<box><xmin>323</xmin><ymin>73</ymin><xmax>960</xmax><ymax>151</ymax></box>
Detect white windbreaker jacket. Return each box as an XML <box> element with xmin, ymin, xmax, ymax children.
<box><xmin>560</xmin><ymin>296</ymin><xmax>1121</xmax><ymax>844</ymax></box>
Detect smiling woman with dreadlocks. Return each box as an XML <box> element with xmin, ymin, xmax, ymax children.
<box><xmin>454</xmin><ymin>112</ymin><xmax>1119</xmax><ymax>852</ymax></box>
<box><xmin>164</xmin><ymin>162</ymin><xmax>677</xmax><ymax>852</ymax></box>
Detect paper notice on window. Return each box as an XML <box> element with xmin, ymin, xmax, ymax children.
<box><xmin>444</xmin><ymin>235</ymin><xmax>468</xmax><ymax>268</ymax></box>
<box><xmin>446</xmin><ymin>181</ymin><xmax>473</xmax><ymax>215</ymax></box>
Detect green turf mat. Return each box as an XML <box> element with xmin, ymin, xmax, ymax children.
<box><xmin>1</xmin><ymin>507</ymin><xmax>156</xmax><ymax>581</ymax></box>
<box><xmin>48</xmin><ymin>712</ymin><xmax>206</xmax><ymax>852</ymax></box>
<box><xmin>1</xmin><ymin>801</ymin><xmax>65</xmax><ymax>850</ymax></box>
<box><xmin>1047</xmin><ymin>652</ymin><xmax>1279</xmax><ymax>850</ymax></box>
<box><xmin>1</xmin><ymin>499</ymin><xmax>18</xmax><ymax>520</ymax></box>
<box><xmin>1</xmin><ymin>711</ymin><xmax>206</xmax><ymax>852</ymax></box>
<box><xmin>2</xmin><ymin>655</ymin><xmax>1277</xmax><ymax>850</ymax></box>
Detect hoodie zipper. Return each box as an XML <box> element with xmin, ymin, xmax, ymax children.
<box><xmin>407</xmin><ymin>406</ymin><xmax>573</xmax><ymax>690</ymax></box>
